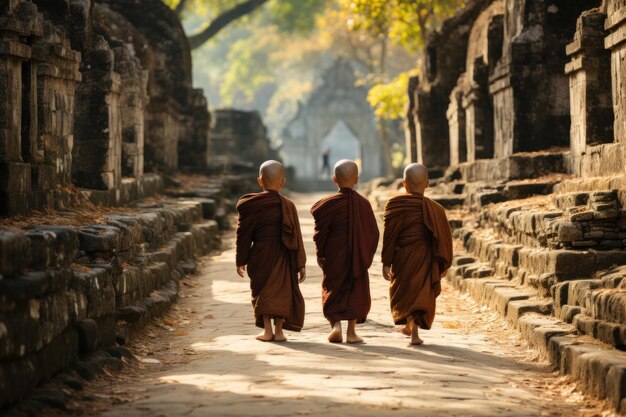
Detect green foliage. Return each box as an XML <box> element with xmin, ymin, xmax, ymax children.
<box><xmin>267</xmin><ymin>0</ymin><xmax>329</xmax><ymax>34</ymax></box>
<box><xmin>346</xmin><ymin>0</ymin><xmax>466</xmax><ymax>50</ymax></box>
<box><xmin>219</xmin><ymin>28</ymin><xmax>276</xmax><ymax>105</ymax></box>
<box><xmin>367</xmin><ymin>71</ymin><xmax>411</xmax><ymax>121</ymax></box>
<box><xmin>173</xmin><ymin>0</ymin><xmax>465</xmax><ymax>155</ymax></box>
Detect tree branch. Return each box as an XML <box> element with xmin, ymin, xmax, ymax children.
<box><xmin>175</xmin><ymin>0</ymin><xmax>188</xmax><ymax>16</ymax></box>
<box><xmin>188</xmin><ymin>0</ymin><xmax>269</xmax><ymax>49</ymax></box>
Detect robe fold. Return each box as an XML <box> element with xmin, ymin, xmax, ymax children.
<box><xmin>382</xmin><ymin>193</ymin><xmax>452</xmax><ymax>329</ymax></box>
<box><xmin>236</xmin><ymin>190</ymin><xmax>306</xmax><ymax>332</ymax></box>
<box><xmin>311</xmin><ymin>188</ymin><xmax>379</xmax><ymax>326</ymax></box>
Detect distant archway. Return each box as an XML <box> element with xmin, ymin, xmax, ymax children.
<box><xmin>319</xmin><ymin>121</ymin><xmax>361</xmax><ymax>176</ymax></box>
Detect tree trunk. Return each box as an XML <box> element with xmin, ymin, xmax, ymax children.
<box><xmin>379</xmin><ymin>120</ymin><xmax>396</xmax><ymax>178</ymax></box>
<box><xmin>187</xmin><ymin>0</ymin><xmax>269</xmax><ymax>49</ymax></box>
<box><xmin>175</xmin><ymin>0</ymin><xmax>188</xmax><ymax>16</ymax></box>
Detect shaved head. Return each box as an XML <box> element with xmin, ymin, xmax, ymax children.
<box><xmin>258</xmin><ymin>160</ymin><xmax>285</xmax><ymax>189</ymax></box>
<box><xmin>403</xmin><ymin>163</ymin><xmax>429</xmax><ymax>192</ymax></box>
<box><xmin>333</xmin><ymin>159</ymin><xmax>359</xmax><ymax>188</ymax></box>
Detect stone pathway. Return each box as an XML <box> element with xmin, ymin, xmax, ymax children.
<box><xmin>83</xmin><ymin>193</ymin><xmax>611</xmax><ymax>417</ymax></box>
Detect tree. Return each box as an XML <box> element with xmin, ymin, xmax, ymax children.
<box><xmin>166</xmin><ymin>0</ymin><xmax>328</xmax><ymax>49</ymax></box>
<box><xmin>340</xmin><ymin>0</ymin><xmax>465</xmax><ymax>176</ymax></box>
<box><xmin>164</xmin><ymin>0</ymin><xmax>270</xmax><ymax>49</ymax></box>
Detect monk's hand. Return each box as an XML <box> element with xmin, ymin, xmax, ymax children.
<box><xmin>236</xmin><ymin>265</ymin><xmax>246</xmax><ymax>278</ymax></box>
<box><xmin>383</xmin><ymin>265</ymin><xmax>393</xmax><ymax>281</ymax></box>
<box><xmin>317</xmin><ymin>257</ymin><xmax>325</xmax><ymax>268</ymax></box>
<box><xmin>297</xmin><ymin>267</ymin><xmax>306</xmax><ymax>283</ymax></box>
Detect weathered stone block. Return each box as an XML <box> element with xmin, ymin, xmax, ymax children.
<box><xmin>571</xmin><ymin>211</ymin><xmax>594</xmax><ymax>222</ymax></box>
<box><xmin>574</xmin><ymin>314</ymin><xmax>599</xmax><ymax>337</ymax></box>
<box><xmin>77</xmin><ymin>225</ymin><xmax>122</xmax><ymax>253</ymax></box>
<box><xmin>0</xmin><ymin>271</ymin><xmax>49</xmax><ymax>301</ymax></box>
<box><xmin>0</xmin><ymin>231</ymin><xmax>30</xmax><ymax>277</ymax></box>
<box><xmin>558</xmin><ymin>222</ymin><xmax>583</xmax><ymax>242</ymax></box>
<box><xmin>76</xmin><ymin>318</ymin><xmax>98</xmax><ymax>354</ymax></box>
<box><xmin>71</xmin><ymin>266</ymin><xmax>116</xmax><ymax>319</ymax></box>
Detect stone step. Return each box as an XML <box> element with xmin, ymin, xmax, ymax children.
<box><xmin>447</xmin><ymin>253</ymin><xmax>626</xmax><ymax>412</ymax></box>
<box><xmin>0</xmin><ymin>195</ymin><xmax>226</xmax><ymax>408</ymax></box>
<box><xmin>431</xmin><ymin>194</ymin><xmax>465</xmax><ymax>209</ymax></box>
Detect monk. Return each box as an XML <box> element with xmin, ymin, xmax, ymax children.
<box><xmin>382</xmin><ymin>163</ymin><xmax>453</xmax><ymax>345</ymax></box>
<box><xmin>236</xmin><ymin>160</ymin><xmax>306</xmax><ymax>342</ymax></box>
<box><xmin>311</xmin><ymin>160</ymin><xmax>379</xmax><ymax>343</ymax></box>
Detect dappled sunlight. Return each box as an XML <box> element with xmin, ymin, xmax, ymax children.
<box><xmin>210</xmin><ymin>279</ymin><xmax>249</xmax><ymax>303</ymax></box>
<box><xmin>94</xmin><ymin>194</ymin><xmax>593</xmax><ymax>417</ymax></box>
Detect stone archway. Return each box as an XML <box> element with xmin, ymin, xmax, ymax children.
<box><xmin>281</xmin><ymin>59</ymin><xmax>382</xmax><ymax>182</ymax></box>
<box><xmin>319</xmin><ymin>120</ymin><xmax>361</xmax><ymax>177</ymax></box>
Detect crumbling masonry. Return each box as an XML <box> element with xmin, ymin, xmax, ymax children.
<box><xmin>0</xmin><ymin>0</ymin><xmax>212</xmax><ymax>216</ymax></box>
<box><xmin>0</xmin><ymin>0</ymin><xmax>262</xmax><ymax>410</ymax></box>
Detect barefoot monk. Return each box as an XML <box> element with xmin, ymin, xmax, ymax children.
<box><xmin>382</xmin><ymin>163</ymin><xmax>453</xmax><ymax>345</ymax></box>
<box><xmin>311</xmin><ymin>160</ymin><xmax>379</xmax><ymax>343</ymax></box>
<box><xmin>236</xmin><ymin>160</ymin><xmax>306</xmax><ymax>342</ymax></box>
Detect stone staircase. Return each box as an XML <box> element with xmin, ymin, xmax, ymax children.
<box><xmin>0</xmin><ymin>175</ymin><xmax>254</xmax><ymax>411</ymax></box>
<box><xmin>446</xmin><ymin>183</ymin><xmax>626</xmax><ymax>413</ymax></box>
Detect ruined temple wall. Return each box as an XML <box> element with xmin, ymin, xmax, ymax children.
<box><xmin>100</xmin><ymin>0</ymin><xmax>206</xmax><ymax>173</ymax></box>
<box><xmin>461</xmin><ymin>3</ymin><xmax>503</xmax><ymax>162</ymax></box>
<box><xmin>0</xmin><ymin>1</ymin><xmax>82</xmax><ymax>215</ymax></box>
<box><xmin>211</xmin><ymin>109</ymin><xmax>276</xmax><ymax>167</ymax></box>
<box><xmin>565</xmin><ymin>0</ymin><xmax>626</xmax><ymax>177</ymax></box>
<box><xmin>0</xmin><ymin>0</ymin><xmax>212</xmax><ymax>216</ymax></box>
<box><xmin>0</xmin><ymin>202</ymin><xmax>221</xmax><ymax>409</ymax></box>
<box><xmin>410</xmin><ymin>0</ymin><xmax>493</xmax><ymax>171</ymax></box>
<box><xmin>426</xmin><ymin>0</ymin><xmax>624</xmax><ymax>182</ymax></box>
<box><xmin>606</xmin><ymin>0</ymin><xmax>626</xmax><ymax>144</ymax></box>
<box><xmin>490</xmin><ymin>0</ymin><xmax>599</xmax><ymax>158</ymax></box>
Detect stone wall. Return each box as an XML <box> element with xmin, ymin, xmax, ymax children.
<box><xmin>211</xmin><ymin>109</ymin><xmax>277</xmax><ymax>167</ymax></box>
<box><xmin>0</xmin><ymin>0</ymin><xmax>255</xmax><ymax>412</ymax></box>
<box><xmin>0</xmin><ymin>0</ymin><xmax>212</xmax><ymax>217</ymax></box>
<box><xmin>0</xmin><ymin>1</ymin><xmax>81</xmax><ymax>215</ymax></box>
<box><xmin>406</xmin><ymin>0</ymin><xmax>626</xmax><ymax>181</ymax></box>
<box><xmin>408</xmin><ymin>0</ymin><xmax>493</xmax><ymax>172</ymax></box>
<box><xmin>0</xmin><ymin>192</ymin><xmax>225</xmax><ymax>409</ymax></box>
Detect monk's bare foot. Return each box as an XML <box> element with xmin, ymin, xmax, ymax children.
<box><xmin>346</xmin><ymin>320</ymin><xmax>363</xmax><ymax>343</ymax></box>
<box><xmin>273</xmin><ymin>319</ymin><xmax>287</xmax><ymax>342</ymax></box>
<box><xmin>400</xmin><ymin>325</ymin><xmax>411</xmax><ymax>337</ymax></box>
<box><xmin>328</xmin><ymin>323</ymin><xmax>343</xmax><ymax>343</ymax></box>
<box><xmin>410</xmin><ymin>324</ymin><xmax>423</xmax><ymax>345</ymax></box>
<box><xmin>256</xmin><ymin>332</ymin><xmax>274</xmax><ymax>342</ymax></box>
<box><xmin>346</xmin><ymin>333</ymin><xmax>364</xmax><ymax>344</ymax></box>
<box><xmin>410</xmin><ymin>335</ymin><xmax>424</xmax><ymax>345</ymax></box>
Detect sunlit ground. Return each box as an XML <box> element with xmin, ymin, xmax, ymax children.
<box><xmin>90</xmin><ymin>193</ymin><xmax>604</xmax><ymax>417</ymax></box>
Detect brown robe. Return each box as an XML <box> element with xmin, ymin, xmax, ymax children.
<box><xmin>311</xmin><ymin>188</ymin><xmax>379</xmax><ymax>326</ymax></box>
<box><xmin>382</xmin><ymin>193</ymin><xmax>452</xmax><ymax>329</ymax></box>
<box><xmin>236</xmin><ymin>190</ymin><xmax>306</xmax><ymax>331</ymax></box>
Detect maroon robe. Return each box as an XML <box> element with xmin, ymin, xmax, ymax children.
<box><xmin>236</xmin><ymin>190</ymin><xmax>306</xmax><ymax>331</ymax></box>
<box><xmin>311</xmin><ymin>188</ymin><xmax>379</xmax><ymax>326</ymax></box>
<box><xmin>382</xmin><ymin>193</ymin><xmax>452</xmax><ymax>329</ymax></box>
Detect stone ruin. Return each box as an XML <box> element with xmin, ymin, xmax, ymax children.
<box><xmin>0</xmin><ymin>0</ymin><xmax>262</xmax><ymax>410</ymax></box>
<box><xmin>210</xmin><ymin>108</ymin><xmax>279</xmax><ymax>170</ymax></box>
<box><xmin>389</xmin><ymin>0</ymin><xmax>626</xmax><ymax>411</ymax></box>
<box><xmin>281</xmin><ymin>59</ymin><xmax>382</xmax><ymax>183</ymax></box>
<box><xmin>0</xmin><ymin>0</ymin><xmax>212</xmax><ymax>217</ymax></box>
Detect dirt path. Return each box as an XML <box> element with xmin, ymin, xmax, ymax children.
<box><xmin>83</xmin><ymin>193</ymin><xmax>611</xmax><ymax>417</ymax></box>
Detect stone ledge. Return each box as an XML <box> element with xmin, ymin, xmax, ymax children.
<box><xmin>447</xmin><ymin>264</ymin><xmax>626</xmax><ymax>413</ymax></box>
<box><xmin>0</xmin><ymin>195</ymin><xmax>227</xmax><ymax>409</ymax></box>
